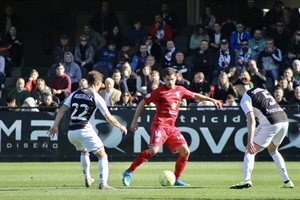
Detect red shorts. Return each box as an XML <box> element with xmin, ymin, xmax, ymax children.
<box><xmin>149</xmin><ymin>125</ymin><xmax>187</xmax><ymax>153</ymax></box>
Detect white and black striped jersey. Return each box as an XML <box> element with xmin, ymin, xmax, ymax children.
<box><xmin>63</xmin><ymin>88</ymin><xmax>110</xmax><ymax>130</ymax></box>
<box><xmin>240</xmin><ymin>88</ymin><xmax>288</xmax><ymax>125</ymax></box>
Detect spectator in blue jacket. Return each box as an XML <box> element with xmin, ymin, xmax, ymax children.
<box><xmin>230</xmin><ymin>23</ymin><xmax>251</xmax><ymax>52</ymax></box>
<box><xmin>63</xmin><ymin>52</ymin><xmax>82</xmax><ymax>91</ymax></box>
<box><xmin>93</xmin><ymin>40</ymin><xmax>118</xmax><ymax>77</ymax></box>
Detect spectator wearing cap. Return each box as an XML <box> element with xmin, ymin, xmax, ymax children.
<box><xmin>230</xmin><ymin>23</ymin><xmax>251</xmax><ymax>52</ymax></box>
<box><xmin>212</xmin><ymin>38</ymin><xmax>235</xmax><ymax>85</ymax></box>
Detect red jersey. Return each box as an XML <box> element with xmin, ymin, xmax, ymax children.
<box><xmin>143</xmin><ymin>85</ymin><xmax>194</xmax><ymax>126</ymax></box>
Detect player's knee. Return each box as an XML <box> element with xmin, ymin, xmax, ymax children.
<box><xmin>148</xmin><ymin>145</ymin><xmax>160</xmax><ymax>156</ymax></box>
<box><xmin>81</xmin><ymin>148</ymin><xmax>89</xmax><ymax>155</ymax></box>
<box><xmin>92</xmin><ymin>147</ymin><xmax>107</xmax><ymax>158</ymax></box>
<box><xmin>180</xmin><ymin>148</ymin><xmax>190</xmax><ymax>157</ymax></box>
<box><xmin>267</xmin><ymin>143</ymin><xmax>277</xmax><ymax>154</ymax></box>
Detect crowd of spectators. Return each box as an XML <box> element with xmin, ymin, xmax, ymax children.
<box><xmin>1</xmin><ymin>0</ymin><xmax>300</xmax><ymax>111</ymax></box>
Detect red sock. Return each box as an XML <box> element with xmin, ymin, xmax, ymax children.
<box><xmin>174</xmin><ymin>155</ymin><xmax>188</xmax><ymax>180</ymax></box>
<box><xmin>128</xmin><ymin>150</ymin><xmax>152</xmax><ymax>172</ymax></box>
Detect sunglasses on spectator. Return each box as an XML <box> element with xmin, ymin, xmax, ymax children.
<box><xmin>81</xmin><ymin>39</ymin><xmax>87</xmax><ymax>42</ymax></box>
<box><xmin>146</xmin><ymin>37</ymin><xmax>152</xmax><ymax>40</ymax></box>
<box><xmin>296</xmin><ymin>33</ymin><xmax>300</xmax><ymax>36</ymax></box>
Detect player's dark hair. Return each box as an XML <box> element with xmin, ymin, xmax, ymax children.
<box><xmin>162</xmin><ymin>67</ymin><xmax>176</xmax><ymax>78</ymax></box>
<box><xmin>87</xmin><ymin>70</ymin><xmax>103</xmax><ymax>86</ymax></box>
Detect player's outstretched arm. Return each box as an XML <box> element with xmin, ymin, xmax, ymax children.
<box><xmin>193</xmin><ymin>93</ymin><xmax>223</xmax><ymax>109</ymax></box>
<box><xmin>130</xmin><ymin>99</ymin><xmax>146</xmax><ymax>133</ymax></box>
<box><xmin>104</xmin><ymin>113</ymin><xmax>128</xmax><ymax>135</ymax></box>
<box><xmin>47</xmin><ymin>105</ymin><xmax>69</xmax><ymax>138</ymax></box>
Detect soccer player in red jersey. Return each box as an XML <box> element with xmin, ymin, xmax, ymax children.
<box><xmin>122</xmin><ymin>67</ymin><xmax>223</xmax><ymax>187</ymax></box>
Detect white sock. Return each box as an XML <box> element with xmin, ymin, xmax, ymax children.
<box><xmin>243</xmin><ymin>152</ymin><xmax>255</xmax><ymax>181</ymax></box>
<box><xmin>80</xmin><ymin>153</ymin><xmax>91</xmax><ymax>179</ymax></box>
<box><xmin>98</xmin><ymin>157</ymin><xmax>109</xmax><ymax>185</ymax></box>
<box><xmin>271</xmin><ymin>151</ymin><xmax>290</xmax><ymax>182</ymax></box>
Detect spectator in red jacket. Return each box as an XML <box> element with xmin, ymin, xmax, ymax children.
<box><xmin>25</xmin><ymin>69</ymin><xmax>39</xmax><ymax>93</ymax></box>
<box><xmin>148</xmin><ymin>13</ymin><xmax>173</xmax><ymax>46</ymax></box>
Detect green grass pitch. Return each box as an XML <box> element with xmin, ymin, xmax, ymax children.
<box><xmin>0</xmin><ymin>161</ymin><xmax>299</xmax><ymax>200</ymax></box>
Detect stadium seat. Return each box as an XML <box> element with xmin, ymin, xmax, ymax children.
<box><xmin>174</xmin><ymin>35</ymin><xmax>189</xmax><ymax>47</ymax></box>
<box><xmin>178</xmin><ymin>25</ymin><xmax>194</xmax><ymax>38</ymax></box>
<box><xmin>121</xmin><ymin>25</ymin><xmax>132</xmax><ymax>39</ymax></box>
<box><xmin>176</xmin><ymin>45</ymin><xmax>189</xmax><ymax>56</ymax></box>
<box><xmin>143</xmin><ymin>25</ymin><xmax>150</xmax><ymax>34</ymax></box>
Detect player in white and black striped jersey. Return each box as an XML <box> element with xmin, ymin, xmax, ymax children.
<box><xmin>230</xmin><ymin>78</ymin><xmax>294</xmax><ymax>189</ymax></box>
<box><xmin>48</xmin><ymin>70</ymin><xmax>127</xmax><ymax>190</ymax></box>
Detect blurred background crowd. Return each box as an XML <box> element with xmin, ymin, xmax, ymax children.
<box><xmin>1</xmin><ymin>0</ymin><xmax>300</xmax><ymax>112</ymax></box>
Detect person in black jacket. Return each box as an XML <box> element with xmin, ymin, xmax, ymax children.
<box><xmin>89</xmin><ymin>1</ymin><xmax>119</xmax><ymax>37</ymax></box>
<box><xmin>191</xmin><ymin>40</ymin><xmax>214</xmax><ymax>82</ymax></box>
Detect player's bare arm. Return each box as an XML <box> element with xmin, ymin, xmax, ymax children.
<box><xmin>104</xmin><ymin>113</ymin><xmax>128</xmax><ymax>135</ymax></box>
<box><xmin>47</xmin><ymin>105</ymin><xmax>69</xmax><ymax>138</ymax></box>
<box><xmin>130</xmin><ymin>100</ymin><xmax>146</xmax><ymax>132</ymax></box>
<box><xmin>246</xmin><ymin>111</ymin><xmax>256</xmax><ymax>154</ymax></box>
<box><xmin>193</xmin><ymin>93</ymin><xmax>223</xmax><ymax>109</ymax></box>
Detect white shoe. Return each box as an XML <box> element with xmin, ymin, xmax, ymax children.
<box><xmin>85</xmin><ymin>177</ymin><xmax>95</xmax><ymax>188</ymax></box>
<box><xmin>282</xmin><ymin>180</ymin><xmax>294</xmax><ymax>188</ymax></box>
<box><xmin>99</xmin><ymin>184</ymin><xmax>116</xmax><ymax>190</ymax></box>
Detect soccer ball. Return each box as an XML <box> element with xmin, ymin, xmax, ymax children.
<box><xmin>158</xmin><ymin>170</ymin><xmax>176</xmax><ymax>186</ymax></box>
